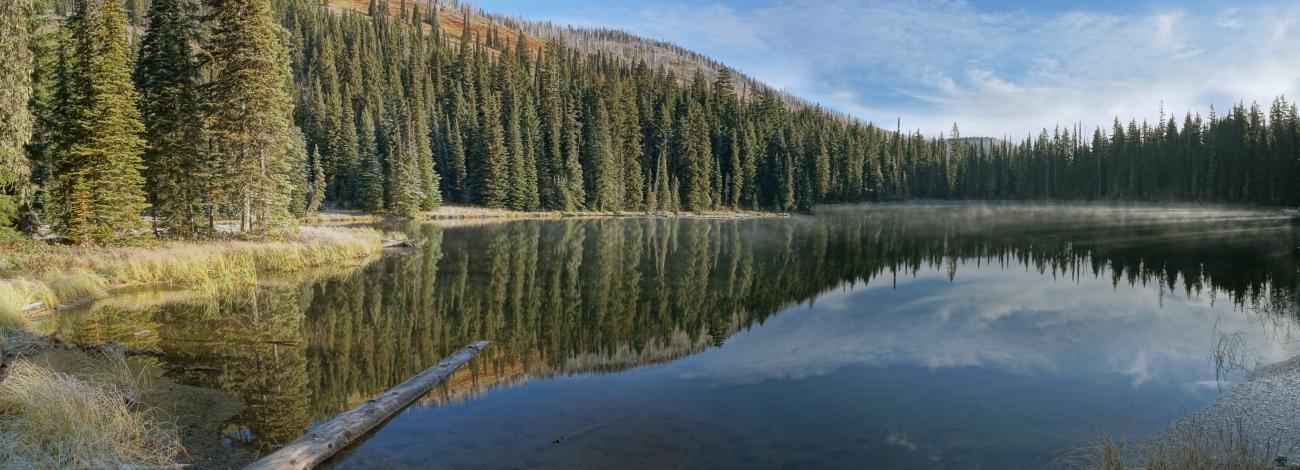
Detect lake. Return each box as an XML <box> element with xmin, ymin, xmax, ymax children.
<box><xmin>48</xmin><ymin>203</ymin><xmax>1300</xmax><ymax>469</ymax></box>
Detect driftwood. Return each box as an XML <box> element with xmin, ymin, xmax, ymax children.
<box><xmin>21</xmin><ymin>301</ymin><xmax>44</xmax><ymax>313</ymax></box>
<box><xmin>382</xmin><ymin>239</ymin><xmax>419</xmax><ymax>249</ymax></box>
<box><xmin>244</xmin><ymin>341</ymin><xmax>489</xmax><ymax>470</ymax></box>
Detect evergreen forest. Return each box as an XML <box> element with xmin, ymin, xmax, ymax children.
<box><xmin>1</xmin><ymin>0</ymin><xmax>1298</xmax><ymax>245</ymax></box>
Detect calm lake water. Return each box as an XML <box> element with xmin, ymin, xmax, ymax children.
<box><xmin>50</xmin><ymin>204</ymin><xmax>1300</xmax><ymax>469</ymax></box>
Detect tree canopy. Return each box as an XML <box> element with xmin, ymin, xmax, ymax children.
<box><xmin>3</xmin><ymin>0</ymin><xmax>1298</xmax><ymax>244</ymax></box>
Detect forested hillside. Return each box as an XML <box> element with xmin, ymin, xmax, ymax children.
<box><xmin>1</xmin><ymin>0</ymin><xmax>1297</xmax><ymax>246</ymax></box>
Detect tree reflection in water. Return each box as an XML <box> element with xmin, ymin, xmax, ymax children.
<box><xmin>50</xmin><ymin>205</ymin><xmax>1300</xmax><ymax>463</ymax></box>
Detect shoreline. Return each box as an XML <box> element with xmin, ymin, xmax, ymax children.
<box><xmin>0</xmin><ymin>226</ymin><xmax>388</xmax><ymax>326</ymax></box>
<box><xmin>7</xmin><ymin>205</ymin><xmax>781</xmax><ymax>327</ymax></box>
<box><xmin>306</xmin><ymin>205</ymin><xmax>788</xmax><ymax>225</ymax></box>
<box><xmin>1139</xmin><ymin>354</ymin><xmax>1300</xmax><ymax>466</ymax></box>
<box><xmin>0</xmin><ymin>227</ymin><xmax>397</xmax><ymax>468</ymax></box>
<box><xmin>304</xmin><ymin>202</ymin><xmax>1296</xmax><ymax>226</ymax></box>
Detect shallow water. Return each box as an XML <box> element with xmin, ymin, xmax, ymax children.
<box><xmin>49</xmin><ymin>204</ymin><xmax>1300</xmax><ymax>469</ymax></box>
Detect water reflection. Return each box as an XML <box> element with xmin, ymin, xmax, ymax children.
<box><xmin>50</xmin><ymin>204</ymin><xmax>1300</xmax><ymax>467</ymax></box>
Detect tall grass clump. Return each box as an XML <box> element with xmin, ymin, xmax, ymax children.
<box><xmin>0</xmin><ymin>278</ymin><xmax>54</xmax><ymax>318</ymax></box>
<box><xmin>0</xmin><ymin>281</ymin><xmax>32</xmax><ymax>350</ymax></box>
<box><xmin>97</xmin><ymin>227</ymin><xmax>382</xmax><ymax>288</ymax></box>
<box><xmin>0</xmin><ymin>281</ymin><xmax>30</xmax><ymax>331</ymax></box>
<box><xmin>45</xmin><ymin>269</ymin><xmax>108</xmax><ymax>306</ymax></box>
<box><xmin>0</xmin><ymin>278</ymin><xmax>53</xmax><ymax>347</ymax></box>
<box><xmin>0</xmin><ymin>226</ymin><xmax>385</xmax><ymax>312</ymax></box>
<box><xmin>0</xmin><ymin>357</ymin><xmax>181</xmax><ymax>468</ymax></box>
<box><xmin>1065</xmin><ymin>419</ymin><xmax>1280</xmax><ymax>470</ymax></box>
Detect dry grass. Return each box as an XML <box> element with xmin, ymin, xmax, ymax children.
<box><xmin>0</xmin><ymin>279</ymin><xmax>45</xmax><ymax>353</ymax></box>
<box><xmin>0</xmin><ymin>288</ymin><xmax>27</xmax><ymax>331</ymax></box>
<box><xmin>0</xmin><ymin>355</ymin><xmax>181</xmax><ymax>468</ymax></box>
<box><xmin>0</xmin><ymin>229</ymin><xmax>386</xmax><ymax>466</ymax></box>
<box><xmin>0</xmin><ymin>226</ymin><xmax>385</xmax><ymax>316</ymax></box>
<box><xmin>1065</xmin><ymin>420</ymin><xmax>1280</xmax><ymax>470</ymax></box>
<box><xmin>304</xmin><ymin>210</ymin><xmax>385</xmax><ymax>224</ymax></box>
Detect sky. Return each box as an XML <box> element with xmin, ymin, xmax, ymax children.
<box><xmin>470</xmin><ymin>0</ymin><xmax>1300</xmax><ymax>137</ymax></box>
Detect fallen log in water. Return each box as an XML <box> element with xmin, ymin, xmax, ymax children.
<box><xmin>244</xmin><ymin>341</ymin><xmax>489</xmax><ymax>470</ymax></box>
<box><xmin>382</xmin><ymin>238</ymin><xmax>419</xmax><ymax>248</ymax></box>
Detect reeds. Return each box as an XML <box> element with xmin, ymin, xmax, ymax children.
<box><xmin>0</xmin><ymin>228</ymin><xmax>390</xmax><ymax>465</ymax></box>
<box><xmin>0</xmin><ymin>226</ymin><xmax>385</xmax><ymax>315</ymax></box>
<box><xmin>0</xmin><ymin>278</ymin><xmax>50</xmax><ymax>345</ymax></box>
<box><xmin>0</xmin><ymin>356</ymin><xmax>181</xmax><ymax>468</ymax></box>
<box><xmin>1065</xmin><ymin>419</ymin><xmax>1280</xmax><ymax>470</ymax></box>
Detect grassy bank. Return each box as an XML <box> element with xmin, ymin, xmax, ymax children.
<box><xmin>0</xmin><ymin>227</ymin><xmax>391</xmax><ymax>468</ymax></box>
<box><xmin>0</xmin><ymin>226</ymin><xmax>386</xmax><ymax>324</ymax></box>
<box><xmin>0</xmin><ymin>352</ymin><xmax>181</xmax><ymax>468</ymax></box>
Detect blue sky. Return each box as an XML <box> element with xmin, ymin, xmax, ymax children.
<box><xmin>472</xmin><ymin>0</ymin><xmax>1300</xmax><ymax>136</ymax></box>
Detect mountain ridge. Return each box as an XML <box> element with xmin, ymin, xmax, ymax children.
<box><xmin>327</xmin><ymin>0</ymin><xmax>845</xmax><ymax>118</ymax></box>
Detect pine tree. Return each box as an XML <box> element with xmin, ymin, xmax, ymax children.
<box><xmin>206</xmin><ymin>0</ymin><xmax>298</xmax><ymax>235</ymax></box>
<box><xmin>389</xmin><ymin>120</ymin><xmax>421</xmax><ymax>217</ymax></box>
<box><xmin>676</xmin><ymin>99</ymin><xmax>712</xmax><ymax>212</ymax></box>
<box><xmin>811</xmin><ymin>126</ymin><xmax>830</xmax><ymax>201</ymax></box>
<box><xmin>285</xmin><ymin>125</ymin><xmax>308</xmax><ymax>218</ymax></box>
<box><xmin>713</xmin><ymin>69</ymin><xmax>738</xmax><ymax>207</ymax></box>
<box><xmin>498</xmin><ymin>55</ymin><xmax>531</xmax><ymax>211</ymax></box>
<box><xmin>583</xmin><ymin>98</ymin><xmax>621</xmax><ymax>211</ymax></box>
<box><xmin>616</xmin><ymin>84</ymin><xmax>644</xmax><ymax>210</ymax></box>
<box><xmin>357</xmin><ymin>110</ymin><xmax>384</xmax><ymax>212</ymax></box>
<box><xmin>135</xmin><ymin>0</ymin><xmax>208</xmax><ymax>238</ymax></box>
<box><xmin>0</xmin><ymin>0</ymin><xmax>34</xmax><ymax>234</ymax></box>
<box><xmin>726</xmin><ymin>128</ymin><xmax>742</xmax><ymax>207</ymax></box>
<box><xmin>651</xmin><ymin>145</ymin><xmax>673</xmax><ymax>212</ymax></box>
<box><xmin>947</xmin><ymin>122</ymin><xmax>961</xmax><ymax>195</ymax></box>
<box><xmin>650</xmin><ymin>97</ymin><xmax>674</xmax><ymax>211</ymax></box>
<box><xmin>24</xmin><ymin>4</ymin><xmax>68</xmax><ymax>233</ymax></box>
<box><xmin>406</xmin><ymin>34</ymin><xmax>439</xmax><ymax>211</ymax></box>
<box><xmin>443</xmin><ymin>103</ymin><xmax>468</xmax><ymax>201</ymax></box>
<box><xmin>48</xmin><ymin>0</ymin><xmax>150</xmax><ymax>246</ymax></box>
<box><xmin>740</xmin><ymin>123</ymin><xmax>760</xmax><ymax>208</ymax></box>
<box><xmin>308</xmin><ymin>147</ymin><xmax>325</xmax><ymax>214</ymax></box>
<box><xmin>768</xmin><ymin>128</ymin><xmax>795</xmax><ymax>211</ymax></box>
<box><xmin>474</xmin><ymin>92</ymin><xmax>508</xmax><ymax>208</ymax></box>
<box><xmin>562</xmin><ymin>101</ymin><xmax>585</xmax><ymax>210</ymax></box>
<box><xmin>331</xmin><ymin>97</ymin><xmax>359</xmax><ymax>202</ymax></box>
<box><xmin>516</xmin><ymin>80</ymin><xmax>542</xmax><ymax>211</ymax></box>
<box><xmin>537</xmin><ymin>42</ymin><xmax>575</xmax><ymax>210</ymax></box>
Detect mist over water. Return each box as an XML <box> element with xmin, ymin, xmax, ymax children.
<box><xmin>48</xmin><ymin>203</ymin><xmax>1300</xmax><ymax>468</ymax></box>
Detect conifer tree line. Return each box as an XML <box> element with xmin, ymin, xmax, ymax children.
<box><xmin>1</xmin><ymin>0</ymin><xmax>1298</xmax><ymax>245</ymax></box>
<box><xmin>5</xmin><ymin>0</ymin><xmax>303</xmax><ymax>244</ymax></box>
<box><xmin>277</xmin><ymin>0</ymin><xmax>1300</xmax><ymax>213</ymax></box>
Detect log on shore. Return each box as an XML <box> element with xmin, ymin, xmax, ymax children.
<box><xmin>244</xmin><ymin>341</ymin><xmax>489</xmax><ymax>470</ymax></box>
<box><xmin>21</xmin><ymin>301</ymin><xmax>44</xmax><ymax>313</ymax></box>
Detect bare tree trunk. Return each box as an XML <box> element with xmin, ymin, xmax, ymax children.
<box><xmin>244</xmin><ymin>341</ymin><xmax>489</xmax><ymax>470</ymax></box>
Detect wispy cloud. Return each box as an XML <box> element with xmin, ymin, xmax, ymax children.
<box><xmin>671</xmin><ymin>265</ymin><xmax>1297</xmax><ymax>387</ymax></box>
<box><xmin>486</xmin><ymin>0</ymin><xmax>1300</xmax><ymax>136</ymax></box>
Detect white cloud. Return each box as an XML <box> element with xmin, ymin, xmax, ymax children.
<box><xmin>670</xmin><ymin>264</ymin><xmax>1299</xmax><ymax>386</ymax></box>
<box><xmin>518</xmin><ymin>0</ymin><xmax>1300</xmax><ymax>136</ymax></box>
